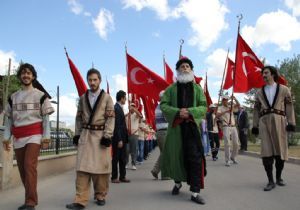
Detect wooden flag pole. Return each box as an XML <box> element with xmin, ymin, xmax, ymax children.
<box><xmin>217</xmin><ymin>48</ymin><xmax>230</xmax><ymax>106</ymax></box>
<box><xmin>229</xmin><ymin>14</ymin><xmax>243</xmax><ymax>125</ymax></box>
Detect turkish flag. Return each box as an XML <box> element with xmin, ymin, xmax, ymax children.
<box><xmin>140</xmin><ymin>95</ymin><xmax>156</xmax><ymax>130</ymax></box>
<box><xmin>223</xmin><ymin>57</ymin><xmax>235</xmax><ymax>90</ymax></box>
<box><xmin>194</xmin><ymin>75</ymin><xmax>203</xmax><ymax>85</ymax></box>
<box><xmin>234</xmin><ymin>34</ymin><xmax>265</xmax><ymax>93</ymax></box>
<box><xmin>66</xmin><ymin>54</ymin><xmax>87</xmax><ymax>97</ymax></box>
<box><xmin>204</xmin><ymin>74</ymin><xmax>212</xmax><ymax>108</ymax></box>
<box><xmin>164</xmin><ymin>60</ymin><xmax>175</xmax><ymax>84</ymax></box>
<box><xmin>127</xmin><ymin>53</ymin><xmax>169</xmax><ymax>101</ymax></box>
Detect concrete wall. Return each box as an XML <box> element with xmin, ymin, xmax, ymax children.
<box><xmin>0</xmin><ymin>152</ymin><xmax>76</xmax><ymax>190</ymax></box>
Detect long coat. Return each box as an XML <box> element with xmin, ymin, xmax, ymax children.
<box><xmin>253</xmin><ymin>84</ymin><xmax>295</xmax><ymax>160</ymax></box>
<box><xmin>160</xmin><ymin>83</ymin><xmax>207</xmax><ymax>181</ymax></box>
<box><xmin>75</xmin><ymin>90</ymin><xmax>115</xmax><ymax>174</ymax></box>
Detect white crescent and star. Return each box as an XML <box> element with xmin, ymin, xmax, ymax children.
<box><xmin>130</xmin><ymin>67</ymin><xmax>155</xmax><ymax>85</ymax></box>
<box><xmin>242</xmin><ymin>52</ymin><xmax>261</xmax><ymax>77</ymax></box>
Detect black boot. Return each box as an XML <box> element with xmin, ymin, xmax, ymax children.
<box><xmin>66</xmin><ymin>203</ymin><xmax>85</xmax><ymax>210</ymax></box>
<box><xmin>264</xmin><ymin>182</ymin><xmax>276</xmax><ymax>191</ymax></box>
<box><xmin>171</xmin><ymin>183</ymin><xmax>182</xmax><ymax>195</ymax></box>
<box><xmin>191</xmin><ymin>194</ymin><xmax>206</xmax><ymax>205</ymax></box>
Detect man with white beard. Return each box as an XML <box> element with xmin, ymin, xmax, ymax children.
<box><xmin>160</xmin><ymin>57</ymin><xmax>207</xmax><ymax>205</ymax></box>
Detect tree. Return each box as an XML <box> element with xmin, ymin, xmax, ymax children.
<box><xmin>278</xmin><ymin>54</ymin><xmax>300</xmax><ymax>127</ymax></box>
<box><xmin>0</xmin><ymin>73</ymin><xmax>21</xmax><ymax>111</ymax></box>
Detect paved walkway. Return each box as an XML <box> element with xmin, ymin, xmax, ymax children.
<box><xmin>1</xmin><ymin>149</ymin><xmax>300</xmax><ymax>210</ymax></box>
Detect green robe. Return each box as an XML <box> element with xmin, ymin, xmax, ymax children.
<box><xmin>160</xmin><ymin>82</ymin><xmax>207</xmax><ymax>181</ymax></box>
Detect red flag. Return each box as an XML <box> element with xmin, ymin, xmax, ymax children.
<box><xmin>140</xmin><ymin>95</ymin><xmax>156</xmax><ymax>130</ymax></box>
<box><xmin>131</xmin><ymin>94</ymin><xmax>143</xmax><ymax>113</ymax></box>
<box><xmin>66</xmin><ymin>53</ymin><xmax>87</xmax><ymax>97</ymax></box>
<box><xmin>164</xmin><ymin>60</ymin><xmax>175</xmax><ymax>84</ymax></box>
<box><xmin>223</xmin><ymin>57</ymin><xmax>235</xmax><ymax>90</ymax></box>
<box><xmin>106</xmin><ymin>79</ymin><xmax>110</xmax><ymax>94</ymax></box>
<box><xmin>234</xmin><ymin>34</ymin><xmax>265</xmax><ymax>93</ymax></box>
<box><xmin>194</xmin><ymin>75</ymin><xmax>203</xmax><ymax>85</ymax></box>
<box><xmin>204</xmin><ymin>74</ymin><xmax>212</xmax><ymax>108</ymax></box>
<box><xmin>127</xmin><ymin>53</ymin><xmax>169</xmax><ymax>101</ymax></box>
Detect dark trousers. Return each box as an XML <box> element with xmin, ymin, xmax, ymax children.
<box><xmin>144</xmin><ymin>141</ymin><xmax>149</xmax><ymax>159</ymax></box>
<box><xmin>15</xmin><ymin>143</ymin><xmax>41</xmax><ymax>206</ymax></box>
<box><xmin>111</xmin><ymin>143</ymin><xmax>127</xmax><ymax>180</ymax></box>
<box><xmin>262</xmin><ymin>156</ymin><xmax>285</xmax><ymax>183</ymax></box>
<box><xmin>209</xmin><ymin>132</ymin><xmax>220</xmax><ymax>158</ymax></box>
<box><xmin>239</xmin><ymin>129</ymin><xmax>248</xmax><ymax>150</ymax></box>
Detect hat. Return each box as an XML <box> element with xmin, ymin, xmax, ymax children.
<box><xmin>209</xmin><ymin>103</ymin><xmax>217</xmax><ymax>108</ymax></box>
<box><xmin>176</xmin><ymin>56</ymin><xmax>194</xmax><ymax>70</ymax></box>
<box><xmin>130</xmin><ymin>103</ymin><xmax>136</xmax><ymax>107</ymax></box>
<box><xmin>221</xmin><ymin>95</ymin><xmax>230</xmax><ymax>100</ymax></box>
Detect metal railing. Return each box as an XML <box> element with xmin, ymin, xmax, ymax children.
<box><xmin>39</xmin><ymin>136</ymin><xmax>77</xmax><ymax>156</ymax></box>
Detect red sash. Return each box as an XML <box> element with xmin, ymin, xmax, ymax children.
<box><xmin>11</xmin><ymin>122</ymin><xmax>43</xmax><ymax>139</ymax></box>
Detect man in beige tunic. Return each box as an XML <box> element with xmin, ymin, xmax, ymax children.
<box><xmin>252</xmin><ymin>66</ymin><xmax>295</xmax><ymax>191</ymax></box>
<box><xmin>66</xmin><ymin>68</ymin><xmax>115</xmax><ymax>209</ymax></box>
<box><xmin>217</xmin><ymin>95</ymin><xmax>240</xmax><ymax>166</ymax></box>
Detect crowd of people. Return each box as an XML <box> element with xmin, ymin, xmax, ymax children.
<box><xmin>1</xmin><ymin>57</ymin><xmax>296</xmax><ymax>210</ymax></box>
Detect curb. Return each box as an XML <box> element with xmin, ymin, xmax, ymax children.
<box><xmin>220</xmin><ymin>149</ymin><xmax>300</xmax><ymax>165</ymax></box>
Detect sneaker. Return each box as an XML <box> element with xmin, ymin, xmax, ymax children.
<box><xmin>230</xmin><ymin>158</ymin><xmax>238</xmax><ymax>164</ymax></box>
<box><xmin>191</xmin><ymin>194</ymin><xmax>205</xmax><ymax>205</ymax></box>
<box><xmin>212</xmin><ymin>157</ymin><xmax>217</xmax><ymax>161</ymax></box>
<box><xmin>125</xmin><ymin>165</ymin><xmax>128</xmax><ymax>169</ymax></box>
<box><xmin>131</xmin><ymin>165</ymin><xmax>137</xmax><ymax>170</ymax></box>
<box><xmin>225</xmin><ymin>161</ymin><xmax>231</xmax><ymax>167</ymax></box>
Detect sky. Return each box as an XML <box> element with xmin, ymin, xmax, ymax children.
<box><xmin>1</xmin><ymin>0</ymin><xmax>300</xmax><ymax>128</ymax></box>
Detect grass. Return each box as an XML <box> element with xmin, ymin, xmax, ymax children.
<box><xmin>220</xmin><ymin>142</ymin><xmax>300</xmax><ymax>159</ymax></box>
<box><xmin>247</xmin><ymin>143</ymin><xmax>300</xmax><ymax>159</ymax></box>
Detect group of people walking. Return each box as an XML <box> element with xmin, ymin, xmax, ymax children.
<box><xmin>1</xmin><ymin>57</ymin><xmax>296</xmax><ymax>209</ymax></box>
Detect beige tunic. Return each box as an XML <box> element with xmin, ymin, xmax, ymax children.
<box><xmin>75</xmin><ymin>90</ymin><xmax>115</xmax><ymax>174</ymax></box>
<box><xmin>253</xmin><ymin>84</ymin><xmax>295</xmax><ymax>160</ymax></box>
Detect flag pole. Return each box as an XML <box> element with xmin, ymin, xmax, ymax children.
<box><xmin>179</xmin><ymin>39</ymin><xmax>184</xmax><ymax>59</ymax></box>
<box><xmin>163</xmin><ymin>51</ymin><xmax>166</xmax><ymax>79</ymax></box>
<box><xmin>64</xmin><ymin>46</ymin><xmax>69</xmax><ymax>58</ymax></box>
<box><xmin>125</xmin><ymin>41</ymin><xmax>132</xmax><ymax>135</ymax></box>
<box><xmin>217</xmin><ymin>48</ymin><xmax>230</xmax><ymax>106</ymax></box>
<box><xmin>229</xmin><ymin>14</ymin><xmax>243</xmax><ymax>125</ymax></box>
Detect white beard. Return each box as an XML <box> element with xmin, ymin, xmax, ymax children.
<box><xmin>176</xmin><ymin>70</ymin><xmax>194</xmax><ymax>84</ymax></box>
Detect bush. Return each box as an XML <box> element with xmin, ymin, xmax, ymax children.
<box><xmin>288</xmin><ymin>132</ymin><xmax>300</xmax><ymax>146</ymax></box>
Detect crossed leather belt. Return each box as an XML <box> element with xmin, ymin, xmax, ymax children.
<box><xmin>260</xmin><ymin>109</ymin><xmax>285</xmax><ymax>117</ymax></box>
<box><xmin>82</xmin><ymin>124</ymin><xmax>105</xmax><ymax>130</ymax></box>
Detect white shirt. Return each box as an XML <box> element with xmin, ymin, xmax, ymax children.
<box><xmin>264</xmin><ymin>83</ymin><xmax>277</xmax><ymax>106</ymax></box>
<box><xmin>88</xmin><ymin>89</ymin><xmax>101</xmax><ymax>108</ymax></box>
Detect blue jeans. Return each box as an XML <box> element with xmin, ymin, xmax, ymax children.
<box><xmin>202</xmin><ymin>132</ymin><xmax>210</xmax><ymax>155</ymax></box>
<box><xmin>137</xmin><ymin>140</ymin><xmax>144</xmax><ymax>162</ymax></box>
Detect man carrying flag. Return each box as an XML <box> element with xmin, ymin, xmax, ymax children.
<box><xmin>160</xmin><ymin>57</ymin><xmax>207</xmax><ymax>205</ymax></box>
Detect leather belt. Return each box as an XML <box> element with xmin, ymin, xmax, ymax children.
<box><xmin>223</xmin><ymin>125</ymin><xmax>236</xmax><ymax>128</ymax></box>
<box><xmin>82</xmin><ymin>124</ymin><xmax>105</xmax><ymax>130</ymax></box>
<box><xmin>260</xmin><ymin>109</ymin><xmax>285</xmax><ymax>117</ymax></box>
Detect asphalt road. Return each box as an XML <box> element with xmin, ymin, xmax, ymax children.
<box><xmin>1</xmin><ymin>149</ymin><xmax>300</xmax><ymax>210</ymax></box>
